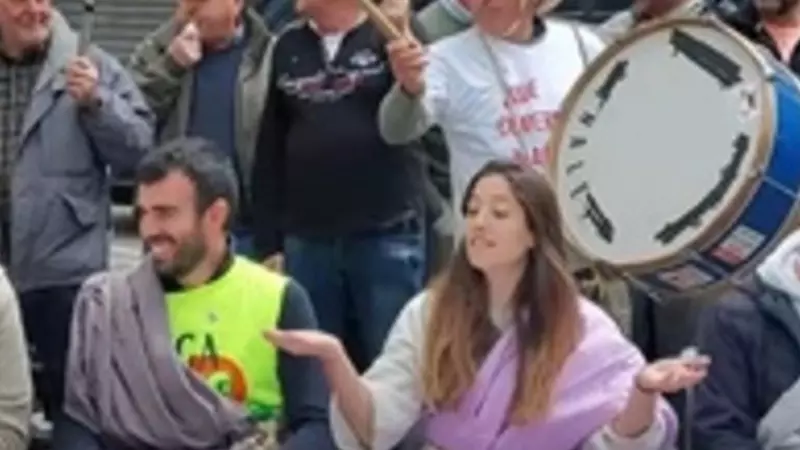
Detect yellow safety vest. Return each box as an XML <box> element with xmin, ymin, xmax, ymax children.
<box><xmin>166</xmin><ymin>256</ymin><xmax>286</xmax><ymax>422</ymax></box>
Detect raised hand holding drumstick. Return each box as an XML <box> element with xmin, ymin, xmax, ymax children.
<box><xmin>66</xmin><ymin>0</ymin><xmax>101</xmax><ymax>108</ymax></box>
<box><xmin>373</xmin><ymin>0</ymin><xmax>427</xmax><ymax>96</ymax></box>
<box><xmin>386</xmin><ymin>36</ymin><xmax>427</xmax><ymax>96</ymax></box>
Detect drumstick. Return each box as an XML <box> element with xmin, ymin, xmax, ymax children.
<box><xmin>78</xmin><ymin>0</ymin><xmax>96</xmax><ymax>55</ymax></box>
<box><xmin>355</xmin><ymin>0</ymin><xmax>403</xmax><ymax>41</ymax></box>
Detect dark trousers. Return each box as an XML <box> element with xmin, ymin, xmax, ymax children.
<box><xmin>52</xmin><ymin>414</ymin><xmax>104</xmax><ymax>450</ymax></box>
<box><xmin>284</xmin><ymin>213</ymin><xmax>425</xmax><ymax>372</ymax></box>
<box><xmin>20</xmin><ymin>284</ymin><xmax>81</xmax><ymax>420</ymax></box>
<box><xmin>423</xmin><ymin>214</ymin><xmax>453</xmax><ymax>284</ymax></box>
<box><xmin>0</xmin><ymin>218</ymin><xmax>9</xmax><ymax>267</ymax></box>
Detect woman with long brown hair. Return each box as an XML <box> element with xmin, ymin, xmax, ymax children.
<box><xmin>265</xmin><ymin>160</ymin><xmax>709</xmax><ymax>450</ymax></box>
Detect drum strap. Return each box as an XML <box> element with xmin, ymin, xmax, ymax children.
<box><xmin>478</xmin><ymin>34</ymin><xmax>532</xmax><ymax>156</ymax></box>
<box><xmin>477</xmin><ymin>25</ymin><xmax>592</xmax><ymax>157</ymax></box>
<box><xmin>572</xmin><ymin>25</ymin><xmax>590</xmax><ymax>68</ymax></box>
<box><xmin>479</xmin><ymin>29</ymin><xmax>621</xmax><ymax>308</ymax></box>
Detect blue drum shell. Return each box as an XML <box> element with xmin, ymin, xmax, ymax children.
<box><xmin>636</xmin><ymin>62</ymin><xmax>800</xmax><ymax>298</ymax></box>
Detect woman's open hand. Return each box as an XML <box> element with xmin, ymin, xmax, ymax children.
<box><xmin>636</xmin><ymin>354</ymin><xmax>711</xmax><ymax>394</ymax></box>
<box><xmin>263</xmin><ymin>329</ymin><xmax>343</xmax><ymax>362</ymax></box>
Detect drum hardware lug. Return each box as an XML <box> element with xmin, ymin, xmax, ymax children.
<box><xmin>750</xmin><ymin>166</ymin><xmax>766</xmax><ymax>179</ymax></box>
<box><xmin>623</xmin><ymin>274</ymin><xmax>665</xmax><ymax>304</ymax></box>
<box><xmin>765</xmin><ymin>71</ymin><xmax>777</xmax><ymax>82</ymax></box>
<box><xmin>682</xmin><ymin>248</ymin><xmax>703</xmax><ymax>261</ymax></box>
<box><xmin>646</xmin><ymin>288</ymin><xmax>666</xmax><ymax>305</ymax></box>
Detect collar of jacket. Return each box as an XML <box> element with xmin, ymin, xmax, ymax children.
<box><xmin>439</xmin><ymin>0</ymin><xmax>473</xmax><ymax>25</ymax></box>
<box><xmin>26</xmin><ymin>10</ymin><xmax>81</xmax><ymax>95</ymax></box>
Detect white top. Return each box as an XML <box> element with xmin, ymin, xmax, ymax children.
<box><xmin>328</xmin><ymin>293</ymin><xmax>671</xmax><ymax>450</ymax></box>
<box><xmin>308</xmin><ymin>20</ymin><xmax>346</xmax><ymax>62</ymax></box>
<box><xmin>418</xmin><ymin>22</ymin><xmax>605</xmax><ymax>220</ymax></box>
<box><xmin>322</xmin><ymin>34</ymin><xmax>344</xmax><ymax>61</ymax></box>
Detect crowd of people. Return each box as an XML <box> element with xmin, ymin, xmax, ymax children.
<box><xmin>0</xmin><ymin>0</ymin><xmax>795</xmax><ymax>448</ymax></box>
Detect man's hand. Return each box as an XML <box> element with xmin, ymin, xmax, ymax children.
<box><xmin>66</xmin><ymin>56</ymin><xmax>100</xmax><ymax>107</ymax></box>
<box><xmin>168</xmin><ymin>22</ymin><xmax>202</xmax><ymax>68</ymax></box>
<box><xmin>381</xmin><ymin>0</ymin><xmax>426</xmax><ymax>96</ymax></box>
<box><xmin>386</xmin><ymin>35</ymin><xmax>427</xmax><ymax>96</ymax></box>
<box><xmin>263</xmin><ymin>253</ymin><xmax>284</xmax><ymax>273</ymax></box>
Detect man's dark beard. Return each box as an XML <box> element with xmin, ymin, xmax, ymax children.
<box><xmin>148</xmin><ymin>233</ymin><xmax>208</xmax><ymax>279</ymax></box>
<box><xmin>0</xmin><ymin>36</ymin><xmax>48</xmax><ymax>64</ymax></box>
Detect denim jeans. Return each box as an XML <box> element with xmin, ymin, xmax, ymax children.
<box><xmin>51</xmin><ymin>414</ymin><xmax>104</xmax><ymax>450</ymax></box>
<box><xmin>20</xmin><ymin>284</ymin><xmax>81</xmax><ymax>421</ymax></box>
<box><xmin>423</xmin><ymin>206</ymin><xmax>454</xmax><ymax>283</ymax></box>
<box><xmin>284</xmin><ymin>212</ymin><xmax>425</xmax><ymax>371</ymax></box>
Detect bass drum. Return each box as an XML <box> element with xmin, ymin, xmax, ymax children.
<box><xmin>549</xmin><ymin>17</ymin><xmax>800</xmax><ymax>299</ymax></box>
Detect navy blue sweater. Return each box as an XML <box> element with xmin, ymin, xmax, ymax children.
<box><xmin>186</xmin><ymin>35</ymin><xmax>246</xmax><ymax>173</ymax></box>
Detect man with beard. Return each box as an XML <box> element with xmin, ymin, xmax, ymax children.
<box><xmin>57</xmin><ymin>138</ymin><xmax>335</xmax><ymax>449</ymax></box>
<box><xmin>598</xmin><ymin>0</ymin><xmax>715</xmax><ymax>43</ymax></box>
<box><xmin>0</xmin><ymin>0</ymin><xmax>154</xmax><ymax>431</ymax></box>
<box><xmin>723</xmin><ymin>0</ymin><xmax>800</xmax><ymax>73</ymax></box>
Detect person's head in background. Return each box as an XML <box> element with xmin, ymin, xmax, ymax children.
<box><xmin>0</xmin><ymin>0</ymin><xmax>52</xmax><ymax>59</ymax></box>
<box><xmin>466</xmin><ymin>0</ymin><xmax>554</xmax><ymax>42</ymax></box>
<box><xmin>423</xmin><ymin>160</ymin><xmax>581</xmax><ymax>423</ymax></box>
<box><xmin>294</xmin><ymin>0</ymin><xmax>354</xmax><ymax>17</ymax></box>
<box><xmin>753</xmin><ymin>0</ymin><xmax>800</xmax><ymax>22</ymax></box>
<box><xmin>176</xmin><ymin>0</ymin><xmax>244</xmax><ymax>49</ymax></box>
<box><xmin>294</xmin><ymin>0</ymin><xmax>363</xmax><ymax>30</ymax></box>
<box><xmin>135</xmin><ymin>137</ymin><xmax>239</xmax><ymax>287</ymax></box>
<box><xmin>630</xmin><ymin>0</ymin><xmax>694</xmax><ymax>21</ymax></box>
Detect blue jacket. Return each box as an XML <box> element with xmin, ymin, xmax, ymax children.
<box><xmin>692</xmin><ymin>278</ymin><xmax>800</xmax><ymax>449</ymax></box>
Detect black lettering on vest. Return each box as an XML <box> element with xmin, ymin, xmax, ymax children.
<box><xmin>202</xmin><ymin>334</ymin><xmax>220</xmax><ymax>366</ymax></box>
<box><xmin>175</xmin><ymin>333</ymin><xmax>195</xmax><ymax>356</ymax></box>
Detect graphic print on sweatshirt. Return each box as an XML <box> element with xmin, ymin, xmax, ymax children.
<box><xmin>258</xmin><ymin>21</ymin><xmax>422</xmax><ymax>241</ymax></box>
<box><xmin>278</xmin><ymin>47</ymin><xmax>388</xmax><ymax>104</ymax></box>
<box><xmin>419</xmin><ymin>22</ymin><xmax>606</xmax><ymax>222</ymax></box>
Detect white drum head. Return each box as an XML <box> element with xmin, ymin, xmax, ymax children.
<box><xmin>552</xmin><ymin>19</ymin><xmax>771</xmax><ymax>269</ymax></box>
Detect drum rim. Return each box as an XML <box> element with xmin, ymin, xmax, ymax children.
<box><xmin>549</xmin><ymin>16</ymin><xmax>776</xmax><ymax>274</ymax></box>
<box><xmin>635</xmin><ymin>198</ymin><xmax>800</xmax><ymax>300</ymax></box>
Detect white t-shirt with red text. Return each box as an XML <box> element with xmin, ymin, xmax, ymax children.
<box><xmin>421</xmin><ymin>21</ymin><xmax>605</xmax><ymax>215</ymax></box>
